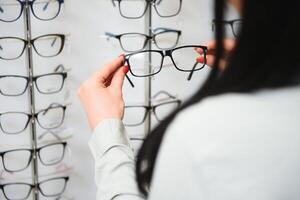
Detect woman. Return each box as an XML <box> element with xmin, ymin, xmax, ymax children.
<box><xmin>78</xmin><ymin>0</ymin><xmax>300</xmax><ymax>199</ymax></box>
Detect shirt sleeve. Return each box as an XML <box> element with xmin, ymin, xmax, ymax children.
<box><xmin>88</xmin><ymin>118</ymin><xmax>145</xmax><ymax>200</ymax></box>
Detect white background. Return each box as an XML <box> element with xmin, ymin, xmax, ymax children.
<box><xmin>0</xmin><ymin>0</ymin><xmax>238</xmax><ymax>199</ymax></box>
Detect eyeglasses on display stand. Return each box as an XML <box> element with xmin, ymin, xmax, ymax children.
<box><xmin>0</xmin><ymin>0</ymin><xmax>69</xmax><ymax>199</ymax></box>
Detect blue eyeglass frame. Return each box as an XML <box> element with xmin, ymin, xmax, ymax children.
<box><xmin>0</xmin><ymin>0</ymin><xmax>64</xmax><ymax>22</ymax></box>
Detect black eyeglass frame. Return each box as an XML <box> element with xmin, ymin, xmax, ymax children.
<box><xmin>212</xmin><ymin>19</ymin><xmax>243</xmax><ymax>38</ymax></box>
<box><xmin>0</xmin><ymin>103</ymin><xmax>67</xmax><ymax>134</ymax></box>
<box><xmin>111</xmin><ymin>0</ymin><xmax>182</xmax><ymax>19</ymax></box>
<box><xmin>0</xmin><ymin>0</ymin><xmax>64</xmax><ymax>22</ymax></box>
<box><xmin>0</xmin><ymin>142</ymin><xmax>67</xmax><ymax>173</ymax></box>
<box><xmin>0</xmin><ymin>34</ymin><xmax>65</xmax><ymax>60</ymax></box>
<box><xmin>0</xmin><ymin>72</ymin><xmax>67</xmax><ymax>96</ymax></box>
<box><xmin>0</xmin><ymin>176</ymin><xmax>69</xmax><ymax>200</ymax></box>
<box><xmin>105</xmin><ymin>28</ymin><xmax>182</xmax><ymax>52</ymax></box>
<box><xmin>124</xmin><ymin>100</ymin><xmax>181</xmax><ymax>126</ymax></box>
<box><xmin>125</xmin><ymin>45</ymin><xmax>207</xmax><ymax>78</ymax></box>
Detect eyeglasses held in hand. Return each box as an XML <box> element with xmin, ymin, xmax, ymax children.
<box><xmin>0</xmin><ymin>65</ymin><xmax>67</xmax><ymax>96</ymax></box>
<box><xmin>105</xmin><ymin>27</ymin><xmax>181</xmax><ymax>52</ymax></box>
<box><xmin>0</xmin><ymin>142</ymin><xmax>67</xmax><ymax>173</ymax></box>
<box><xmin>125</xmin><ymin>45</ymin><xmax>207</xmax><ymax>83</ymax></box>
<box><xmin>111</xmin><ymin>0</ymin><xmax>182</xmax><ymax>19</ymax></box>
<box><xmin>0</xmin><ymin>176</ymin><xmax>69</xmax><ymax>200</ymax></box>
<box><xmin>212</xmin><ymin>19</ymin><xmax>243</xmax><ymax>38</ymax></box>
<box><xmin>0</xmin><ymin>34</ymin><xmax>65</xmax><ymax>60</ymax></box>
<box><xmin>0</xmin><ymin>0</ymin><xmax>64</xmax><ymax>22</ymax></box>
<box><xmin>0</xmin><ymin>103</ymin><xmax>67</xmax><ymax>134</ymax></box>
<box><xmin>123</xmin><ymin>91</ymin><xmax>181</xmax><ymax>126</ymax></box>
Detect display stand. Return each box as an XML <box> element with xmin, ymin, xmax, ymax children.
<box><xmin>144</xmin><ymin>6</ymin><xmax>152</xmax><ymax>135</ymax></box>
<box><xmin>24</xmin><ymin>1</ymin><xmax>39</xmax><ymax>199</ymax></box>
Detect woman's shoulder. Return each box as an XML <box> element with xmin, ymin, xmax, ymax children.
<box><xmin>164</xmin><ymin>86</ymin><xmax>300</xmax><ymax>157</ymax></box>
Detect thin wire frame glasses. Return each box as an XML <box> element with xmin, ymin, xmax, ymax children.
<box><xmin>105</xmin><ymin>27</ymin><xmax>181</xmax><ymax>52</ymax></box>
<box><xmin>111</xmin><ymin>0</ymin><xmax>182</xmax><ymax>19</ymax></box>
<box><xmin>0</xmin><ymin>103</ymin><xmax>67</xmax><ymax>134</ymax></box>
<box><xmin>0</xmin><ymin>176</ymin><xmax>69</xmax><ymax>200</ymax></box>
<box><xmin>0</xmin><ymin>0</ymin><xmax>64</xmax><ymax>22</ymax></box>
<box><xmin>0</xmin><ymin>142</ymin><xmax>67</xmax><ymax>173</ymax></box>
<box><xmin>0</xmin><ymin>34</ymin><xmax>65</xmax><ymax>60</ymax></box>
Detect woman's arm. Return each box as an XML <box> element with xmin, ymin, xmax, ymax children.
<box><xmin>89</xmin><ymin>119</ymin><xmax>145</xmax><ymax>200</ymax></box>
<box><xmin>78</xmin><ymin>56</ymin><xmax>145</xmax><ymax>199</ymax></box>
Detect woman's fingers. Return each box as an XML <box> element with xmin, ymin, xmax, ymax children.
<box><xmin>92</xmin><ymin>55</ymin><xmax>125</xmax><ymax>84</ymax></box>
<box><xmin>110</xmin><ymin>65</ymin><xmax>128</xmax><ymax>92</ymax></box>
<box><xmin>196</xmin><ymin>55</ymin><xmax>226</xmax><ymax>71</ymax></box>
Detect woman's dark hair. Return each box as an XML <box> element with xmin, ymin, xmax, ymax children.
<box><xmin>136</xmin><ymin>0</ymin><xmax>300</xmax><ymax>196</ymax></box>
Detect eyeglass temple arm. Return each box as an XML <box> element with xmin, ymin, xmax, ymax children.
<box><xmin>187</xmin><ymin>62</ymin><xmax>198</xmax><ymax>81</ymax></box>
<box><xmin>42</xmin><ymin>102</ymin><xmax>61</xmax><ymax>115</ymax></box>
<box><xmin>43</xmin><ymin>1</ymin><xmax>50</xmax><ymax>11</ymax></box>
<box><xmin>152</xmin><ymin>90</ymin><xmax>176</xmax><ymax>100</ymax></box>
<box><xmin>125</xmin><ymin>74</ymin><xmax>134</xmax><ymax>88</ymax></box>
<box><xmin>54</xmin><ymin>64</ymin><xmax>65</xmax><ymax>72</ymax></box>
<box><xmin>153</xmin><ymin>27</ymin><xmax>180</xmax><ymax>33</ymax></box>
<box><xmin>104</xmin><ymin>32</ymin><xmax>118</xmax><ymax>41</ymax></box>
<box><xmin>156</xmin><ymin>0</ymin><xmax>163</xmax><ymax>6</ymax></box>
<box><xmin>38</xmin><ymin>130</ymin><xmax>63</xmax><ymax>141</ymax></box>
<box><xmin>0</xmin><ymin>45</ymin><xmax>2</xmax><ymax>50</ymax></box>
<box><xmin>111</xmin><ymin>0</ymin><xmax>117</xmax><ymax>7</ymax></box>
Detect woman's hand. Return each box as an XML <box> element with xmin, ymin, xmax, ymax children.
<box><xmin>195</xmin><ymin>39</ymin><xmax>236</xmax><ymax>71</ymax></box>
<box><xmin>78</xmin><ymin>55</ymin><xmax>129</xmax><ymax>131</ymax></box>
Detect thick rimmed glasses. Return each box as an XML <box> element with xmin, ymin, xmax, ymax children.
<box><xmin>125</xmin><ymin>45</ymin><xmax>207</xmax><ymax>81</ymax></box>
<box><xmin>0</xmin><ymin>103</ymin><xmax>67</xmax><ymax>134</ymax></box>
<box><xmin>105</xmin><ymin>27</ymin><xmax>181</xmax><ymax>52</ymax></box>
<box><xmin>0</xmin><ymin>65</ymin><xmax>67</xmax><ymax>96</ymax></box>
<box><xmin>0</xmin><ymin>142</ymin><xmax>67</xmax><ymax>172</ymax></box>
<box><xmin>111</xmin><ymin>0</ymin><xmax>182</xmax><ymax>19</ymax></box>
<box><xmin>123</xmin><ymin>91</ymin><xmax>181</xmax><ymax>126</ymax></box>
<box><xmin>0</xmin><ymin>34</ymin><xmax>65</xmax><ymax>60</ymax></box>
<box><xmin>0</xmin><ymin>176</ymin><xmax>69</xmax><ymax>200</ymax></box>
<box><xmin>212</xmin><ymin>19</ymin><xmax>242</xmax><ymax>38</ymax></box>
<box><xmin>0</xmin><ymin>0</ymin><xmax>64</xmax><ymax>22</ymax></box>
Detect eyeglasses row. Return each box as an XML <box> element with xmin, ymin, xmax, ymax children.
<box><xmin>0</xmin><ymin>176</ymin><xmax>69</xmax><ymax>200</ymax></box>
<box><xmin>0</xmin><ymin>103</ymin><xmax>67</xmax><ymax>134</ymax></box>
<box><xmin>0</xmin><ymin>34</ymin><xmax>65</xmax><ymax>60</ymax></box>
<box><xmin>0</xmin><ymin>0</ymin><xmax>181</xmax><ymax>22</ymax></box>
<box><xmin>0</xmin><ymin>64</ymin><xmax>67</xmax><ymax>96</ymax></box>
<box><xmin>0</xmin><ymin>0</ymin><xmax>64</xmax><ymax>22</ymax></box>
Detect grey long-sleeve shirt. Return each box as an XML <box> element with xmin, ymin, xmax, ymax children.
<box><xmin>89</xmin><ymin>86</ymin><xmax>300</xmax><ymax>200</ymax></box>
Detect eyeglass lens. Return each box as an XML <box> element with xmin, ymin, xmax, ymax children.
<box><xmin>0</xmin><ymin>0</ymin><xmax>63</xmax><ymax>22</ymax></box>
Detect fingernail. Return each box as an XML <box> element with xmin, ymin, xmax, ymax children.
<box><xmin>123</xmin><ymin>65</ymin><xmax>129</xmax><ymax>74</ymax></box>
<box><xmin>196</xmin><ymin>56</ymin><xmax>204</xmax><ymax>63</ymax></box>
<box><xmin>119</xmin><ymin>53</ymin><xmax>125</xmax><ymax>57</ymax></box>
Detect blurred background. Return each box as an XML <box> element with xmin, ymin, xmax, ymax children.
<box><xmin>0</xmin><ymin>0</ymin><xmax>239</xmax><ymax>199</ymax></box>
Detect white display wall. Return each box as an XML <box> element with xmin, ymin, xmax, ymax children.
<box><xmin>0</xmin><ymin>0</ymin><xmax>239</xmax><ymax>199</ymax></box>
